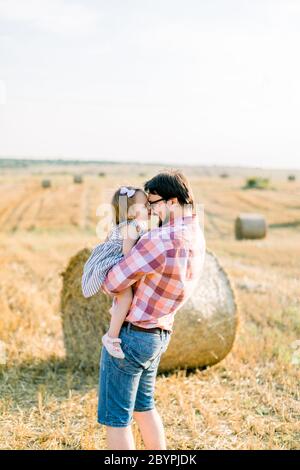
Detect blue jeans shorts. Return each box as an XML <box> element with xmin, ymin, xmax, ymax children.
<box><xmin>97</xmin><ymin>322</ymin><xmax>171</xmax><ymax>427</ymax></box>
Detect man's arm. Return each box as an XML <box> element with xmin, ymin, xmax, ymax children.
<box><xmin>102</xmin><ymin>235</ymin><xmax>166</xmax><ymax>295</ymax></box>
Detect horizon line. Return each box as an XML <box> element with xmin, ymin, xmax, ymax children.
<box><xmin>0</xmin><ymin>156</ymin><xmax>300</xmax><ymax>172</ymax></box>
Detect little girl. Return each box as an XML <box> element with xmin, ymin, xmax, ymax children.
<box><xmin>81</xmin><ymin>185</ymin><xmax>149</xmax><ymax>359</ymax></box>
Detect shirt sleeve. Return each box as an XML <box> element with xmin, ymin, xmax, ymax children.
<box><xmin>102</xmin><ymin>235</ymin><xmax>166</xmax><ymax>295</ymax></box>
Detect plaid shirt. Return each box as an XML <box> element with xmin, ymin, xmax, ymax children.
<box><xmin>101</xmin><ymin>214</ymin><xmax>206</xmax><ymax>333</ymax></box>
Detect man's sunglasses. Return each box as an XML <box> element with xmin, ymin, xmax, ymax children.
<box><xmin>147</xmin><ymin>197</ymin><xmax>166</xmax><ymax>207</ymax></box>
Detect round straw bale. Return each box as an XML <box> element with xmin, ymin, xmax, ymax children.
<box><xmin>235</xmin><ymin>213</ymin><xmax>267</xmax><ymax>240</ymax></box>
<box><xmin>60</xmin><ymin>249</ymin><xmax>238</xmax><ymax>372</ymax></box>
<box><xmin>60</xmin><ymin>248</ymin><xmax>111</xmax><ymax>369</ymax></box>
<box><xmin>41</xmin><ymin>179</ymin><xmax>51</xmax><ymax>188</ymax></box>
<box><xmin>73</xmin><ymin>174</ymin><xmax>83</xmax><ymax>183</ymax></box>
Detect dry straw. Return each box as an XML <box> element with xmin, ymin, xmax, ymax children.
<box><xmin>60</xmin><ymin>249</ymin><xmax>239</xmax><ymax>373</ymax></box>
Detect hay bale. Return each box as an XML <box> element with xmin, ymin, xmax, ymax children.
<box><xmin>73</xmin><ymin>174</ymin><xmax>83</xmax><ymax>183</ymax></box>
<box><xmin>41</xmin><ymin>179</ymin><xmax>51</xmax><ymax>188</ymax></box>
<box><xmin>235</xmin><ymin>213</ymin><xmax>267</xmax><ymax>240</ymax></box>
<box><xmin>60</xmin><ymin>248</ymin><xmax>238</xmax><ymax>372</ymax></box>
<box><xmin>60</xmin><ymin>249</ymin><xmax>112</xmax><ymax>368</ymax></box>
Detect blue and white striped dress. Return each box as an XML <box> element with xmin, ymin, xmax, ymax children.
<box><xmin>81</xmin><ymin>219</ymin><xmax>148</xmax><ymax>298</ymax></box>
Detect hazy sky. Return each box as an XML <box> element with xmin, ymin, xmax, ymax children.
<box><xmin>0</xmin><ymin>0</ymin><xmax>300</xmax><ymax>168</ymax></box>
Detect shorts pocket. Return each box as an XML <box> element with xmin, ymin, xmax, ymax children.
<box><xmin>129</xmin><ymin>330</ymin><xmax>162</xmax><ymax>351</ymax></box>
<box><xmin>108</xmin><ymin>340</ymin><xmax>142</xmax><ymax>375</ymax></box>
<box><xmin>134</xmin><ymin>336</ymin><xmax>163</xmax><ymax>359</ymax></box>
<box><xmin>124</xmin><ymin>332</ymin><xmax>162</xmax><ymax>368</ymax></box>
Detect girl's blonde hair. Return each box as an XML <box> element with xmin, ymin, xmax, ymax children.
<box><xmin>111</xmin><ymin>186</ymin><xmax>147</xmax><ymax>225</ymax></box>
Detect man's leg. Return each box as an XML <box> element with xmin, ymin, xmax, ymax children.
<box><xmin>106</xmin><ymin>424</ymin><xmax>136</xmax><ymax>450</ymax></box>
<box><xmin>98</xmin><ymin>330</ymin><xmax>142</xmax><ymax>450</ymax></box>
<box><xmin>132</xmin><ymin>335</ymin><xmax>170</xmax><ymax>450</ymax></box>
<box><xmin>133</xmin><ymin>407</ymin><xmax>167</xmax><ymax>450</ymax></box>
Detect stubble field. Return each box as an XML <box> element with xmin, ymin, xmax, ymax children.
<box><xmin>0</xmin><ymin>164</ymin><xmax>299</xmax><ymax>449</ymax></box>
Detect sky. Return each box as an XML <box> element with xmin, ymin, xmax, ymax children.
<box><xmin>0</xmin><ymin>0</ymin><xmax>300</xmax><ymax>169</ymax></box>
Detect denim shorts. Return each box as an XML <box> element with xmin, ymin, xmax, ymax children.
<box><xmin>97</xmin><ymin>322</ymin><xmax>171</xmax><ymax>427</ymax></box>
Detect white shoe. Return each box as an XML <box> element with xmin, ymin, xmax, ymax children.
<box><xmin>102</xmin><ymin>332</ymin><xmax>125</xmax><ymax>359</ymax></box>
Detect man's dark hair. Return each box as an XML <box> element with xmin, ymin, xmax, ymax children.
<box><xmin>144</xmin><ymin>169</ymin><xmax>195</xmax><ymax>210</ymax></box>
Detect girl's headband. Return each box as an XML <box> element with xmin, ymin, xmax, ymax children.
<box><xmin>119</xmin><ymin>186</ymin><xmax>136</xmax><ymax>198</ymax></box>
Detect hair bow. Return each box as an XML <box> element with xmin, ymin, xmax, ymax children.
<box><xmin>119</xmin><ymin>186</ymin><xmax>136</xmax><ymax>198</ymax></box>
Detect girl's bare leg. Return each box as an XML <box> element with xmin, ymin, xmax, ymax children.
<box><xmin>107</xmin><ymin>287</ymin><xmax>133</xmax><ymax>338</ymax></box>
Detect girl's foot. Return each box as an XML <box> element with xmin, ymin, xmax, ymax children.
<box><xmin>102</xmin><ymin>332</ymin><xmax>125</xmax><ymax>359</ymax></box>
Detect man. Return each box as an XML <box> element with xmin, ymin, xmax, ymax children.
<box><xmin>83</xmin><ymin>170</ymin><xmax>206</xmax><ymax>450</ymax></box>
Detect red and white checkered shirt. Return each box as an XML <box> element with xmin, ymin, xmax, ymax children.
<box><xmin>101</xmin><ymin>214</ymin><xmax>206</xmax><ymax>333</ymax></box>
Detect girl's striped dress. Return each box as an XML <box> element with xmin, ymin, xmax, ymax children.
<box><xmin>81</xmin><ymin>219</ymin><xmax>148</xmax><ymax>298</ymax></box>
